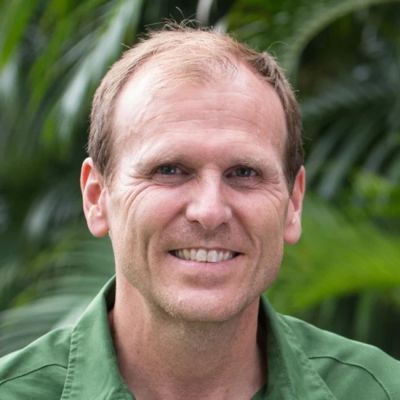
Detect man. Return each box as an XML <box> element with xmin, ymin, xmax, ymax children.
<box><xmin>0</xmin><ymin>26</ymin><xmax>399</xmax><ymax>399</ymax></box>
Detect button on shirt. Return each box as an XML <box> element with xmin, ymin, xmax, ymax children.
<box><xmin>1</xmin><ymin>278</ymin><xmax>399</xmax><ymax>399</ymax></box>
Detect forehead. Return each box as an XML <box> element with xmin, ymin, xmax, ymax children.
<box><xmin>112</xmin><ymin>61</ymin><xmax>287</xmax><ymax>157</ymax></box>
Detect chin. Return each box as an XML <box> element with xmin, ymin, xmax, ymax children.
<box><xmin>154</xmin><ymin>289</ymin><xmax>258</xmax><ymax>323</ymax></box>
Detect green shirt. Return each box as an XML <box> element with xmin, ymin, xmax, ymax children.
<box><xmin>1</xmin><ymin>278</ymin><xmax>399</xmax><ymax>399</ymax></box>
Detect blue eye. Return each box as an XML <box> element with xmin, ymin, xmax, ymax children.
<box><xmin>157</xmin><ymin>165</ymin><xmax>181</xmax><ymax>175</ymax></box>
<box><xmin>231</xmin><ymin>167</ymin><xmax>257</xmax><ymax>178</ymax></box>
<box><xmin>152</xmin><ymin>164</ymin><xmax>190</xmax><ymax>184</ymax></box>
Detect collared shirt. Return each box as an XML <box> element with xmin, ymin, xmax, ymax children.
<box><xmin>1</xmin><ymin>278</ymin><xmax>399</xmax><ymax>399</ymax></box>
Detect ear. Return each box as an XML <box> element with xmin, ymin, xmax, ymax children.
<box><xmin>80</xmin><ymin>157</ymin><xmax>109</xmax><ymax>237</ymax></box>
<box><xmin>284</xmin><ymin>166</ymin><xmax>306</xmax><ymax>244</ymax></box>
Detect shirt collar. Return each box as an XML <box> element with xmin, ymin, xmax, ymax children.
<box><xmin>61</xmin><ymin>278</ymin><xmax>132</xmax><ymax>400</ymax></box>
<box><xmin>259</xmin><ymin>297</ymin><xmax>337</xmax><ymax>399</ymax></box>
<box><xmin>61</xmin><ymin>278</ymin><xmax>336</xmax><ymax>400</ymax></box>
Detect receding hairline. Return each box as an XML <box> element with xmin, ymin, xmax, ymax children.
<box><xmin>112</xmin><ymin>54</ymin><xmax>287</xmax><ymax>149</ymax></box>
<box><xmin>89</xmin><ymin>27</ymin><xmax>303</xmax><ymax>188</ymax></box>
<box><xmin>108</xmin><ymin>54</ymin><xmax>287</xmax><ymax>180</ymax></box>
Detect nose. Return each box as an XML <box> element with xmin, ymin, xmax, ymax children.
<box><xmin>185</xmin><ymin>174</ymin><xmax>232</xmax><ymax>231</ymax></box>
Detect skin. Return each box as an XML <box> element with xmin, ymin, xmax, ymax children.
<box><xmin>81</xmin><ymin>62</ymin><xmax>305</xmax><ymax>399</ymax></box>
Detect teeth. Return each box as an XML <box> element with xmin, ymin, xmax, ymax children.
<box><xmin>197</xmin><ymin>249</ymin><xmax>207</xmax><ymax>262</ymax></box>
<box><xmin>207</xmin><ymin>250</ymin><xmax>217</xmax><ymax>262</ymax></box>
<box><xmin>174</xmin><ymin>249</ymin><xmax>236</xmax><ymax>263</ymax></box>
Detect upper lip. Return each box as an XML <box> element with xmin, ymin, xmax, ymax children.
<box><xmin>171</xmin><ymin>246</ymin><xmax>238</xmax><ymax>252</ymax></box>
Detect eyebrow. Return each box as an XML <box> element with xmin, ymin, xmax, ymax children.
<box><xmin>129</xmin><ymin>132</ymin><xmax>284</xmax><ymax>171</ymax></box>
<box><xmin>134</xmin><ymin>149</ymin><xmax>282</xmax><ymax>177</ymax></box>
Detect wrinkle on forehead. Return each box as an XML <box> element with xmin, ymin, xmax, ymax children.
<box><xmin>112</xmin><ymin>61</ymin><xmax>287</xmax><ymax>158</ymax></box>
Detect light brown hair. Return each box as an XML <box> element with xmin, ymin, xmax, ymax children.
<box><xmin>88</xmin><ymin>25</ymin><xmax>303</xmax><ymax>189</ymax></box>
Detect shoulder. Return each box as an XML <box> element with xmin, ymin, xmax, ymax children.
<box><xmin>281</xmin><ymin>314</ymin><xmax>400</xmax><ymax>399</ymax></box>
<box><xmin>0</xmin><ymin>327</ymin><xmax>71</xmax><ymax>399</ymax></box>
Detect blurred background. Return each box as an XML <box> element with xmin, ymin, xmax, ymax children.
<box><xmin>0</xmin><ymin>0</ymin><xmax>399</xmax><ymax>357</ymax></box>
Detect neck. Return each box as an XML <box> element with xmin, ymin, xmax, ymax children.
<box><xmin>109</xmin><ymin>280</ymin><xmax>266</xmax><ymax>400</ymax></box>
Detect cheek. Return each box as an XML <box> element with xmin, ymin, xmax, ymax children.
<box><xmin>135</xmin><ymin>188</ymin><xmax>184</xmax><ymax>229</ymax></box>
<box><xmin>238</xmin><ymin>192</ymin><xmax>288</xmax><ymax>234</ymax></box>
<box><xmin>239</xmin><ymin>196</ymin><xmax>288</xmax><ymax>274</ymax></box>
<box><xmin>115</xmin><ymin>188</ymin><xmax>185</xmax><ymax>259</ymax></box>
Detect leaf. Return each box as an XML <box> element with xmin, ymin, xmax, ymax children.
<box><xmin>43</xmin><ymin>0</ymin><xmax>144</xmax><ymax>145</ymax></box>
<box><xmin>269</xmin><ymin>197</ymin><xmax>400</xmax><ymax>312</ymax></box>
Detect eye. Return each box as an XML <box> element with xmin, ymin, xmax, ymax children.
<box><xmin>224</xmin><ymin>165</ymin><xmax>261</xmax><ymax>188</ymax></box>
<box><xmin>227</xmin><ymin>166</ymin><xmax>258</xmax><ymax>178</ymax></box>
<box><xmin>152</xmin><ymin>164</ymin><xmax>190</xmax><ymax>184</ymax></box>
<box><xmin>156</xmin><ymin>165</ymin><xmax>182</xmax><ymax>175</ymax></box>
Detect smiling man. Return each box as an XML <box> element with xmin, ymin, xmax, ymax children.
<box><xmin>1</xmin><ymin>26</ymin><xmax>399</xmax><ymax>400</ymax></box>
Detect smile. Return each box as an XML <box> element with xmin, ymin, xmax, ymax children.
<box><xmin>171</xmin><ymin>248</ymin><xmax>238</xmax><ymax>263</ymax></box>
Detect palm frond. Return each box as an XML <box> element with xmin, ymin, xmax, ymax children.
<box><xmin>0</xmin><ymin>230</ymin><xmax>113</xmax><ymax>356</ymax></box>
<box><xmin>269</xmin><ymin>197</ymin><xmax>400</xmax><ymax>312</ymax></box>
<box><xmin>278</xmin><ymin>0</ymin><xmax>399</xmax><ymax>78</ymax></box>
<box><xmin>45</xmin><ymin>0</ymin><xmax>143</xmax><ymax>145</ymax></box>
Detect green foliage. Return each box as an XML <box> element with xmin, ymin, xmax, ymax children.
<box><xmin>269</xmin><ymin>196</ymin><xmax>400</xmax><ymax>355</ymax></box>
<box><xmin>0</xmin><ymin>0</ymin><xmax>399</xmax><ymax>358</ymax></box>
<box><xmin>270</xmin><ymin>197</ymin><xmax>400</xmax><ymax>313</ymax></box>
<box><xmin>0</xmin><ymin>229</ymin><xmax>114</xmax><ymax>355</ymax></box>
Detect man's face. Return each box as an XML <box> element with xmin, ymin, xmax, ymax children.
<box><xmin>82</xmin><ymin>63</ymin><xmax>304</xmax><ymax>322</ymax></box>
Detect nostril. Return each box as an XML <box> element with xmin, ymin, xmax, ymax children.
<box><xmin>185</xmin><ymin>205</ymin><xmax>232</xmax><ymax>231</ymax></box>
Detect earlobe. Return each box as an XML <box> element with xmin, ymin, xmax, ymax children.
<box><xmin>284</xmin><ymin>166</ymin><xmax>306</xmax><ymax>244</ymax></box>
<box><xmin>81</xmin><ymin>157</ymin><xmax>109</xmax><ymax>237</ymax></box>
